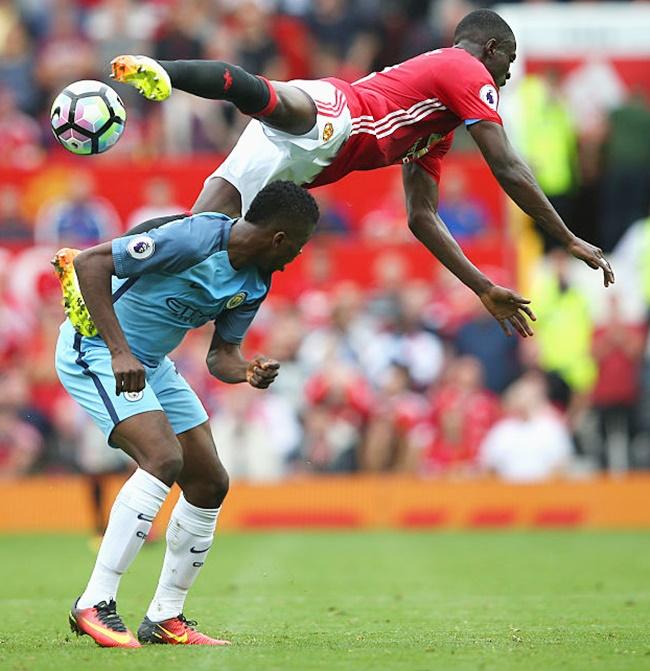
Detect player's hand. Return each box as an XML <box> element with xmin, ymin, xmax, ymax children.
<box><xmin>566</xmin><ymin>237</ymin><xmax>615</xmax><ymax>287</ymax></box>
<box><xmin>479</xmin><ymin>285</ymin><xmax>537</xmax><ymax>337</ymax></box>
<box><xmin>246</xmin><ymin>356</ymin><xmax>280</xmax><ymax>389</ymax></box>
<box><xmin>111</xmin><ymin>351</ymin><xmax>146</xmax><ymax>395</ymax></box>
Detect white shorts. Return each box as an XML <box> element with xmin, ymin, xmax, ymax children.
<box><xmin>206</xmin><ymin>79</ymin><xmax>352</xmax><ymax>214</ymax></box>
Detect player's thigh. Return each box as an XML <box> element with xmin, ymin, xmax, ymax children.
<box><xmin>265</xmin><ymin>81</ymin><xmax>317</xmax><ymax>135</ymax></box>
<box><xmin>176</xmin><ymin>421</ymin><xmax>229</xmax><ymax>508</ymax></box>
<box><xmin>191</xmin><ymin>176</ymin><xmax>242</xmax><ymax>217</ymax></box>
<box><xmin>55</xmin><ymin>327</ymin><xmax>183</xmax><ymax>480</ymax></box>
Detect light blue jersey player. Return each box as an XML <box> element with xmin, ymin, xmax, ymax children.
<box><xmin>55</xmin><ymin>181</ymin><xmax>318</xmax><ymax>648</ymax></box>
<box><xmin>56</xmin><ymin>211</ymin><xmax>271</xmax><ymax>440</ymax></box>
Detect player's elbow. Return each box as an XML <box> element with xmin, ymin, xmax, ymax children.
<box><xmin>407</xmin><ymin>211</ymin><xmax>435</xmax><ymax>239</ymax></box>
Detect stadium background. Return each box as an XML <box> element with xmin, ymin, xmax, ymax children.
<box><xmin>1</xmin><ymin>0</ymin><xmax>650</xmax><ymax>532</ymax></box>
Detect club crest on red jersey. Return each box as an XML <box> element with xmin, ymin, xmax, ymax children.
<box><xmin>322</xmin><ymin>122</ymin><xmax>334</xmax><ymax>142</ymax></box>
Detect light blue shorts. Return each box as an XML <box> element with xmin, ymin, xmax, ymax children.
<box><xmin>55</xmin><ymin>322</ymin><xmax>208</xmax><ymax>446</ymax></box>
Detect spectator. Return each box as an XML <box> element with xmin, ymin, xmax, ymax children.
<box><xmin>0</xmin><ymin>86</ymin><xmax>43</xmax><ymax>168</ymax></box>
<box><xmin>34</xmin><ymin>171</ymin><xmax>121</xmax><ymax>246</ymax></box>
<box><xmin>453</xmin><ymin>288</ymin><xmax>522</xmax><ymax>394</ymax></box>
<box><xmin>306</xmin><ymin>0</ymin><xmax>378</xmax><ymax>80</ymax></box>
<box><xmin>599</xmin><ymin>90</ymin><xmax>650</xmax><ymax>251</ymax></box>
<box><xmin>479</xmin><ymin>373</ymin><xmax>573</xmax><ymax>483</ymax></box>
<box><xmin>34</xmin><ymin>6</ymin><xmax>96</xmax><ymax>105</ymax></box>
<box><xmin>210</xmin><ymin>385</ymin><xmax>301</xmax><ymax>482</ymax></box>
<box><xmin>363</xmin><ymin>363</ymin><xmax>429</xmax><ymax>472</ymax></box>
<box><xmin>511</xmin><ymin>71</ymin><xmax>578</xmax><ymax>251</ymax></box>
<box><xmin>529</xmin><ymin>250</ymin><xmax>596</xmax><ymax>406</ymax></box>
<box><xmin>0</xmin><ymin>185</ymin><xmax>33</xmax><ymax>243</ymax></box>
<box><xmin>85</xmin><ymin>0</ymin><xmax>158</xmax><ymax>67</ymax></box>
<box><xmin>299</xmin><ymin>283</ymin><xmax>373</xmax><ymax>374</ymax></box>
<box><xmin>438</xmin><ymin>167</ymin><xmax>490</xmax><ymax>240</ymax></box>
<box><xmin>422</xmin><ymin>356</ymin><xmax>500</xmax><ymax>474</ymax></box>
<box><xmin>363</xmin><ymin>282</ymin><xmax>444</xmax><ymax>390</ymax></box>
<box><xmin>0</xmin><ymin>18</ymin><xmax>38</xmax><ymax>114</ymax></box>
<box><xmin>0</xmin><ymin>248</ymin><xmax>32</xmax><ymax>364</ymax></box>
<box><xmin>591</xmin><ymin>294</ymin><xmax>646</xmax><ymax>469</ymax></box>
<box><xmin>0</xmin><ymin>366</ymin><xmax>45</xmax><ymax>478</ymax></box>
<box><xmin>126</xmin><ymin>177</ymin><xmax>184</xmax><ymax>231</ymax></box>
<box><xmin>303</xmin><ymin>362</ymin><xmax>373</xmax><ymax>472</ymax></box>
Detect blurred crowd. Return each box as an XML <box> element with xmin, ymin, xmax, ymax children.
<box><xmin>2</xmin><ymin>232</ymin><xmax>650</xmax><ymax>483</ymax></box>
<box><xmin>2</xmin><ymin>0</ymin><xmax>650</xmax><ymax>483</ymax></box>
<box><xmin>2</xmin><ymin>0</ymin><xmax>649</xmax><ymax>250</ymax></box>
<box><xmin>0</xmin><ymin>0</ymin><xmax>478</xmax><ymax>161</ymax></box>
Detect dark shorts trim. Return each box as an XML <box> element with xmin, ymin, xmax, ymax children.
<box><xmin>73</xmin><ymin>333</ymin><xmax>120</xmax><ymax>425</ymax></box>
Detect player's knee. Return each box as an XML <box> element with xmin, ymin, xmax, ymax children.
<box><xmin>144</xmin><ymin>450</ymin><xmax>184</xmax><ymax>486</ymax></box>
<box><xmin>208</xmin><ymin>467</ymin><xmax>230</xmax><ymax>508</ymax></box>
<box><xmin>195</xmin><ymin>467</ymin><xmax>229</xmax><ymax>508</ymax></box>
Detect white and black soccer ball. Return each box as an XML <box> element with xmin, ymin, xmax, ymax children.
<box><xmin>50</xmin><ymin>80</ymin><xmax>126</xmax><ymax>155</ymax></box>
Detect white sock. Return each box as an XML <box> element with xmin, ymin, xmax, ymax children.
<box><xmin>77</xmin><ymin>468</ymin><xmax>169</xmax><ymax>609</ymax></box>
<box><xmin>146</xmin><ymin>493</ymin><xmax>220</xmax><ymax>622</ymax></box>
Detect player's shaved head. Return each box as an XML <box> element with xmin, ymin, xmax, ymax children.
<box><xmin>454</xmin><ymin>9</ymin><xmax>514</xmax><ymax>47</ymax></box>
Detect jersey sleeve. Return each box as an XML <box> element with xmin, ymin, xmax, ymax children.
<box><xmin>414</xmin><ymin>133</ymin><xmax>453</xmax><ymax>183</ymax></box>
<box><xmin>437</xmin><ymin>60</ymin><xmax>503</xmax><ymax>126</ymax></box>
<box><xmin>214</xmin><ymin>298</ymin><xmax>264</xmax><ymax>345</ymax></box>
<box><xmin>112</xmin><ymin>213</ymin><xmax>231</xmax><ymax>278</ymax></box>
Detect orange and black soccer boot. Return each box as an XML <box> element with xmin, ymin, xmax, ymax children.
<box><xmin>137</xmin><ymin>613</ymin><xmax>230</xmax><ymax>646</ymax></box>
<box><xmin>51</xmin><ymin>248</ymin><xmax>98</xmax><ymax>337</ymax></box>
<box><xmin>69</xmin><ymin>598</ymin><xmax>140</xmax><ymax>648</ymax></box>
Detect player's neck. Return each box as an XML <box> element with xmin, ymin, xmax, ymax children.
<box><xmin>453</xmin><ymin>40</ymin><xmax>483</xmax><ymax>63</ymax></box>
<box><xmin>227</xmin><ymin>218</ymin><xmax>260</xmax><ymax>270</ymax></box>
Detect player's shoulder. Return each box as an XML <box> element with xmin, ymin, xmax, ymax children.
<box><xmin>163</xmin><ymin>211</ymin><xmax>233</xmax><ymax>248</ymax></box>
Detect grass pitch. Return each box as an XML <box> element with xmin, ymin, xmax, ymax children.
<box><xmin>1</xmin><ymin>530</ymin><xmax>649</xmax><ymax>671</ymax></box>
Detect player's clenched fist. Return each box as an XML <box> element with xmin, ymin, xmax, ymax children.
<box><xmin>111</xmin><ymin>351</ymin><xmax>146</xmax><ymax>395</ymax></box>
<box><xmin>246</xmin><ymin>356</ymin><xmax>280</xmax><ymax>389</ymax></box>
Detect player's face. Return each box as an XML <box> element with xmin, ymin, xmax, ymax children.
<box><xmin>266</xmin><ymin>226</ymin><xmax>313</xmax><ymax>272</ymax></box>
<box><xmin>486</xmin><ymin>39</ymin><xmax>516</xmax><ymax>88</ymax></box>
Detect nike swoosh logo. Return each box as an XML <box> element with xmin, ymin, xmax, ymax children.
<box><xmin>159</xmin><ymin>625</ymin><xmax>188</xmax><ymax>643</ymax></box>
<box><xmin>82</xmin><ymin>617</ymin><xmax>135</xmax><ymax>645</ymax></box>
<box><xmin>137</xmin><ymin>513</ymin><xmax>154</xmax><ymax>522</ymax></box>
<box><xmin>189</xmin><ymin>545</ymin><xmax>212</xmax><ymax>554</ymax></box>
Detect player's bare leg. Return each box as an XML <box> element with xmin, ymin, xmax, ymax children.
<box><xmin>140</xmin><ymin>421</ymin><xmax>230</xmax><ymax>645</ymax></box>
<box><xmin>71</xmin><ymin>411</ymin><xmax>182</xmax><ymax>648</ymax></box>
<box><xmin>111</xmin><ymin>56</ymin><xmax>317</xmax><ymax>135</ymax></box>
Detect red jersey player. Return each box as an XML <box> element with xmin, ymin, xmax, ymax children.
<box><xmin>111</xmin><ymin>9</ymin><xmax>614</xmax><ymax>337</ymax></box>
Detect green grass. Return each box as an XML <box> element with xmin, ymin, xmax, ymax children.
<box><xmin>1</xmin><ymin>531</ymin><xmax>649</xmax><ymax>670</ymax></box>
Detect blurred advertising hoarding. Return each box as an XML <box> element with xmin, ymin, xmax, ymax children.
<box><xmin>498</xmin><ymin>3</ymin><xmax>650</xmax><ymax>99</ymax></box>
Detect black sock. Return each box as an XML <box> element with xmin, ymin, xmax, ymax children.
<box><xmin>159</xmin><ymin>60</ymin><xmax>274</xmax><ymax>115</ymax></box>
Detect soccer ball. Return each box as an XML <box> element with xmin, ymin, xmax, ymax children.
<box><xmin>50</xmin><ymin>80</ymin><xmax>126</xmax><ymax>155</ymax></box>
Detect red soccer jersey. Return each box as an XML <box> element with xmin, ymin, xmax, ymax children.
<box><xmin>310</xmin><ymin>47</ymin><xmax>502</xmax><ymax>187</ymax></box>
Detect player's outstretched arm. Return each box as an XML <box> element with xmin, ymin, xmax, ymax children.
<box><xmin>469</xmin><ymin>120</ymin><xmax>615</xmax><ymax>287</ymax></box>
<box><xmin>402</xmin><ymin>162</ymin><xmax>535</xmax><ymax>337</ymax></box>
<box><xmin>207</xmin><ymin>331</ymin><xmax>279</xmax><ymax>388</ymax></box>
<box><xmin>73</xmin><ymin>243</ymin><xmax>145</xmax><ymax>394</ymax></box>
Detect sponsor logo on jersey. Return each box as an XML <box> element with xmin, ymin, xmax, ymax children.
<box><xmin>402</xmin><ymin>132</ymin><xmax>445</xmax><ymax>164</ymax></box>
<box><xmin>127</xmin><ymin>235</ymin><xmax>155</xmax><ymax>260</ymax></box>
<box><xmin>165</xmin><ymin>297</ymin><xmax>218</xmax><ymax>325</ymax></box>
<box><xmin>123</xmin><ymin>391</ymin><xmax>144</xmax><ymax>402</ymax></box>
<box><xmin>322</xmin><ymin>122</ymin><xmax>334</xmax><ymax>142</ymax></box>
<box><xmin>479</xmin><ymin>84</ymin><xmax>498</xmax><ymax>111</ymax></box>
<box><xmin>226</xmin><ymin>292</ymin><xmax>247</xmax><ymax>309</ymax></box>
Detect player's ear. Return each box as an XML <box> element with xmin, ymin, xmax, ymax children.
<box><xmin>485</xmin><ymin>38</ymin><xmax>498</xmax><ymax>57</ymax></box>
<box><xmin>272</xmin><ymin>231</ymin><xmax>286</xmax><ymax>247</ymax></box>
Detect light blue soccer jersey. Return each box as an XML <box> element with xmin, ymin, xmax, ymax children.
<box><xmin>77</xmin><ymin>212</ymin><xmax>270</xmax><ymax>366</ymax></box>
